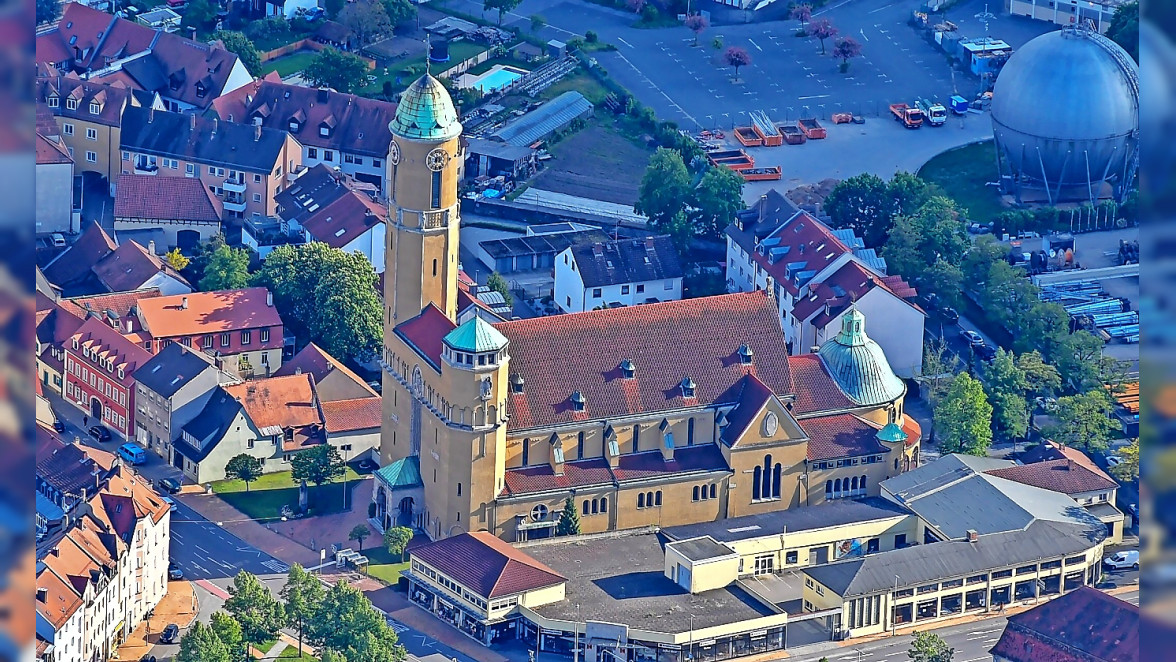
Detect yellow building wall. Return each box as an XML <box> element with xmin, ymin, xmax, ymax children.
<box><xmin>519</xmin><ymin>582</ymin><xmax>566</xmax><ymax>609</ymax></box>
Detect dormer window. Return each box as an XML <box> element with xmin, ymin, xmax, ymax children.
<box><xmin>47</xmin><ymin>95</ymin><xmax>59</xmax><ymax>108</ymax></box>
<box><xmin>289</xmin><ymin>120</ymin><xmax>300</xmax><ymax>132</ymax></box>
<box><xmin>319</xmin><ymin>124</ymin><xmax>331</xmax><ymax>137</ymax></box>
<box><xmin>117</xmin><ymin>367</ymin><xmax>125</xmax><ymax>379</ymax></box>
<box><xmin>72</xmin><ymin>338</ymin><xmax>79</xmax><ymax>350</ymax></box>
<box><xmin>89</xmin><ymin>102</ymin><xmax>100</xmax><ymax>114</ymax></box>
<box><xmin>66</xmin><ymin>98</ymin><xmax>78</xmax><ymax>110</ymax></box>
<box><xmin>570</xmin><ymin>391</ymin><xmax>586</xmax><ymax>412</ymax></box>
<box><xmin>509</xmin><ymin>373</ymin><xmax>524</xmax><ymax>394</ymax></box>
<box><xmin>680</xmin><ymin>377</ymin><xmax>697</xmax><ymax>399</ymax></box>
<box><xmin>738</xmin><ymin>344</ymin><xmax>754</xmax><ymax>365</ymax></box>
<box><xmin>620</xmin><ymin>359</ymin><xmax>635</xmax><ymax>379</ymax></box>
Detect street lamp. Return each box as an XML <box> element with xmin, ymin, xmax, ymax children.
<box><xmin>890</xmin><ymin>574</ymin><xmax>900</xmax><ymax>637</ymax></box>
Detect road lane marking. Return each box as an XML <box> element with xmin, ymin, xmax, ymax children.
<box><xmin>798</xmin><ymin>94</ymin><xmax>831</xmax><ymax>99</ymax></box>
<box><xmin>617</xmin><ymin>36</ymin><xmax>634</xmax><ymax>48</ymax></box>
<box><xmin>860</xmin><ymin>28</ymin><xmax>869</xmax><ymax>41</ymax></box>
<box><xmin>749</xmin><ymin>38</ymin><xmax>763</xmax><ymax>51</ymax></box>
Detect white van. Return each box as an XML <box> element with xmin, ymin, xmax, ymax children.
<box><xmin>1103</xmin><ymin>550</ymin><xmax>1139</xmax><ymax>570</ymax></box>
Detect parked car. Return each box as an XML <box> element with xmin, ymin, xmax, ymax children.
<box><xmin>88</xmin><ymin>425</ymin><xmax>112</xmax><ymax>442</ymax></box>
<box><xmin>941</xmin><ymin>307</ymin><xmax>959</xmax><ymax>324</ymax></box>
<box><xmin>50</xmin><ymin>232</ymin><xmax>66</xmax><ymax>247</ymax></box>
<box><xmin>157</xmin><ymin>477</ymin><xmax>182</xmax><ymax>494</ymax></box>
<box><xmin>168</xmin><ymin>562</ymin><xmax>183</xmax><ymax>580</ymax></box>
<box><xmin>117</xmin><ymin>442</ymin><xmax>147</xmax><ymax>465</ymax></box>
<box><xmin>52</xmin><ymin>418</ymin><xmax>65</xmax><ymax>433</ymax></box>
<box><xmin>1035</xmin><ymin>396</ymin><xmax>1059</xmax><ymax>412</ymax></box>
<box><xmin>1103</xmin><ymin>550</ymin><xmax>1139</xmax><ymax>570</ymax></box>
<box><xmin>159</xmin><ymin>624</ymin><xmax>180</xmax><ymax>644</ymax></box>
<box><xmin>975</xmin><ymin>344</ymin><xmax>997</xmax><ymax>362</ymax></box>
<box><xmin>962</xmin><ymin>330</ymin><xmax>984</xmax><ymax>346</ymax></box>
<box><xmin>1107</xmin><ymin>455</ymin><xmax>1124</xmax><ymax>468</ymax></box>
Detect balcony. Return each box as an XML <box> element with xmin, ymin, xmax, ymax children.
<box><xmin>133</xmin><ymin>160</ymin><xmax>158</xmax><ymax>174</ymax></box>
<box><xmin>222</xmin><ymin>197</ymin><xmax>247</xmax><ymax>213</ymax></box>
<box><xmin>223</xmin><ymin>176</ymin><xmax>247</xmax><ymax>194</ymax></box>
<box><xmin>422</xmin><ymin>209</ymin><xmax>450</xmax><ymax>230</ymax></box>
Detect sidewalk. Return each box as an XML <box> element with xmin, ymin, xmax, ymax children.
<box><xmin>365</xmin><ymin>587</ymin><xmax>510</xmax><ymax>662</ymax></box>
<box><xmin>180</xmin><ymin>492</ymin><xmax>321</xmax><ymax>568</ymax></box>
<box><xmin>114</xmin><ymin>581</ymin><xmax>199</xmax><ymax>660</ymax></box>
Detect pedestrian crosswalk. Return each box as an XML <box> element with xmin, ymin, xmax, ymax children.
<box><xmin>262</xmin><ymin>559</ymin><xmax>290</xmax><ymax>574</ymax></box>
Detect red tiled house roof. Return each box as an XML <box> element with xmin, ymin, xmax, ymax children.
<box><xmin>136</xmin><ymin>287</ymin><xmax>283</xmax><ymax>341</ymax></box>
<box><xmin>300</xmin><ymin>189</ymin><xmax>385</xmax><ymax>250</ymax></box>
<box><xmin>60</xmin><ymin>288</ymin><xmax>162</xmax><ymax>325</ymax></box>
<box><xmin>276</xmin><ymin>342</ymin><xmax>377</xmax><ymax>397</ymax></box>
<box><xmin>747</xmin><ymin>210</ymin><xmax>853</xmax><ymax>298</ymax></box>
<box><xmin>1021</xmin><ymin>441</ymin><xmax>1116</xmax><ymax>483</ymax></box>
<box><xmin>989</xmin><ymin>586</ymin><xmax>1138</xmax><ymax>662</ymax></box>
<box><xmin>612</xmin><ymin>444</ymin><xmax>729</xmax><ymax>481</ymax></box>
<box><xmin>69</xmin><ymin>316</ymin><xmax>153</xmax><ymax>387</ymax></box>
<box><xmin>792</xmin><ymin>260</ymin><xmax>921</xmax><ymax>328</ymax></box>
<box><xmin>495</xmin><ymin>292</ymin><xmax>793</xmax><ymax>431</ymax></box>
<box><xmin>322</xmin><ymin>398</ymin><xmax>382</xmax><ymax>433</ymax></box>
<box><xmin>986</xmin><ymin>460</ymin><xmax>1118</xmax><ymax>496</ymax></box>
<box><xmin>91</xmin><ymin>240</ymin><xmax>190</xmax><ymax>293</ymax></box>
<box><xmin>114</xmin><ymin>173</ymin><xmax>223</xmax><ymax>222</ymax></box>
<box><xmin>42</xmin><ymin>221</ymin><xmax>116</xmax><ymax>289</ymax></box>
<box><xmin>502</xmin><ymin>457</ymin><xmax>615</xmax><ymax>496</ymax></box>
<box><xmin>36</xmin><ymin>131</ymin><xmax>72</xmax><ymax>165</ymax></box>
<box><xmin>801</xmin><ymin>413</ymin><xmax>890</xmax><ymax>461</ymax></box>
<box><xmin>718</xmin><ymin>374</ymin><xmax>777</xmax><ymax>446</ymax></box>
<box><xmin>409</xmin><ymin>531</ymin><xmax>566</xmax><ymax>599</ymax></box>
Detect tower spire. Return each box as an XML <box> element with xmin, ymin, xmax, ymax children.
<box><xmin>424</xmin><ymin>34</ymin><xmax>431</xmax><ymax>76</ymax></box>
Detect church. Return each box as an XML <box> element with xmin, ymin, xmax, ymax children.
<box><xmin>372</xmin><ymin>75</ymin><xmax>921</xmax><ymax>543</ymax></box>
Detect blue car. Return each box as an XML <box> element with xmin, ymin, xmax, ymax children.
<box><xmin>117</xmin><ymin>443</ymin><xmax>147</xmax><ymax>465</ymax></box>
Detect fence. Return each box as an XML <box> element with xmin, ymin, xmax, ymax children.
<box><xmin>260</xmin><ymin>38</ymin><xmax>377</xmax><ymax>71</ymax></box>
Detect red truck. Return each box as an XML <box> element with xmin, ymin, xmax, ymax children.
<box><xmin>890</xmin><ymin>103</ymin><xmax>924</xmax><ymax>129</ymax></box>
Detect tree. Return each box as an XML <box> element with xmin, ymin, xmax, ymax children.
<box><xmin>692</xmin><ymin>165</ymin><xmax>745</xmax><ymax>240</ymax></box>
<box><xmin>209</xmin><ymin>611</ymin><xmax>242</xmax><ymax>655</ymax></box>
<box><xmin>199</xmin><ymin>245</ymin><xmax>251</xmax><ymax>292</ymax></box>
<box><xmin>636</xmin><ymin>147</ymin><xmax>692</xmax><ymax>235</ymax></box>
<box><xmin>176</xmin><ymin>621</ymin><xmax>233</xmax><ymax>662</ymax></box>
<box><xmin>290</xmin><ymin>445</ymin><xmax>347</xmax><ymax>506</ymax></box>
<box><xmin>487</xmin><ymin>272</ymin><xmax>514</xmax><ymax>307</ymax></box>
<box><xmin>223</xmin><ymin>571</ymin><xmax>285</xmax><ymax>657</ymax></box>
<box><xmin>1052</xmin><ymin>330</ymin><xmax>1106</xmax><ymax>393</ymax></box>
<box><xmin>918</xmin><ymin>336</ymin><xmax>960</xmax><ymax>409</ymax></box>
<box><xmin>626</xmin><ymin>0</ymin><xmax>646</xmax><ymax>13</ymax></box>
<box><xmin>806</xmin><ymin>18</ymin><xmax>838</xmax><ymax>54</ymax></box>
<box><xmin>685</xmin><ymin>14</ymin><xmax>709</xmax><ymax>47</ymax></box>
<box><xmin>339</xmin><ymin>1</ymin><xmax>392</xmax><ymax>47</ymax></box>
<box><xmin>1044</xmin><ymin>389</ymin><xmax>1118</xmax><ymax>454</ymax></box>
<box><xmin>823</xmin><ymin>173</ymin><xmax>891</xmax><ymax>248</ymax></box>
<box><xmin>223</xmin><ymin>454</ymin><xmax>264</xmax><ymax>492</ymax></box>
<box><xmin>384</xmin><ymin>526</ymin><xmax>413</xmax><ymax>562</ymax></box>
<box><xmin>307</xmin><ymin>581</ymin><xmax>406</xmax><ymax>661</ymax></box>
<box><xmin>961</xmin><ymin>234</ymin><xmax>1009</xmax><ymax>287</ymax></box>
<box><xmin>530</xmin><ymin>13</ymin><xmax>546</xmax><ymax>32</ymax></box>
<box><xmin>214</xmin><ymin>31</ymin><xmax>262</xmax><ymax>75</ymax></box>
<box><xmin>723</xmin><ymin>46</ymin><xmax>752</xmax><ymax>79</ymax></box>
<box><xmin>381</xmin><ymin>0</ymin><xmax>417</xmax><ymax>25</ymax></box>
<box><xmin>789</xmin><ymin>3</ymin><xmax>811</xmax><ymax>27</ymax></box>
<box><xmin>921</xmin><ymin>258</ymin><xmax>964</xmax><ymax>308</ymax></box>
<box><xmin>887</xmin><ymin>172</ymin><xmax>938</xmax><ymax>219</ymax></box>
<box><xmin>281</xmin><ymin>564</ymin><xmax>325</xmax><ymax>657</ymax></box>
<box><xmin>349</xmin><ymin>523</ymin><xmax>372</xmax><ymax>551</ymax></box>
<box><xmin>1106</xmin><ymin>0</ymin><xmax>1138</xmax><ymax>61</ymax></box>
<box><xmin>181</xmin><ymin>233</ymin><xmax>227</xmax><ymax>287</ymax></box>
<box><xmin>832</xmin><ymin>35</ymin><xmax>862</xmax><ymax>71</ymax></box>
<box><xmin>883</xmin><ymin>196</ymin><xmax>969</xmax><ymax>289</ymax></box>
<box><xmin>1111</xmin><ymin>439</ymin><xmax>1139</xmax><ymax>481</ymax></box>
<box><xmin>325</xmin><ymin>0</ymin><xmax>345</xmax><ymax>18</ymax></box>
<box><xmin>557</xmin><ymin>497</ymin><xmax>581</xmax><ymax>535</ymax></box>
<box><xmin>36</xmin><ymin>0</ymin><xmax>60</xmax><ymax>25</ymax></box>
<box><xmin>984</xmin><ymin>349</ymin><xmax>1029</xmax><ymax>442</ymax></box>
<box><xmin>934</xmin><ymin>373</ymin><xmax>993</xmax><ymax>456</ymax></box>
<box><xmin>484</xmin><ymin>0</ymin><xmax>521</xmax><ymax>24</ymax></box>
<box><xmin>252</xmin><ymin>242</ymin><xmax>382</xmax><ymax>360</ymax></box>
<box><xmin>908</xmin><ymin>630</ymin><xmax>954</xmax><ymax>662</ymax></box>
<box><xmin>303</xmin><ymin>48</ymin><xmax>371</xmax><ymax>94</ymax></box>
<box><xmin>164</xmin><ymin>247</ymin><xmax>191</xmax><ymax>272</ymax></box>
<box><xmin>182</xmin><ymin>0</ymin><xmax>217</xmax><ymax>30</ymax></box>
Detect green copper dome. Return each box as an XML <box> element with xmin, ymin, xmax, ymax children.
<box><xmin>389</xmin><ymin>75</ymin><xmax>462</xmax><ymax>142</ymax></box>
<box><xmin>444</xmin><ymin>316</ymin><xmax>509</xmax><ymax>353</ymax></box>
<box><xmin>876</xmin><ymin>422</ymin><xmax>908</xmax><ymax>444</ymax></box>
<box><xmin>817</xmin><ymin>308</ymin><xmax>906</xmax><ymax>407</ymax></box>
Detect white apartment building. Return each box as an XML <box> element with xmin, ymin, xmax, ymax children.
<box><xmin>553</xmin><ymin>235</ymin><xmax>684</xmax><ymax>313</ymax></box>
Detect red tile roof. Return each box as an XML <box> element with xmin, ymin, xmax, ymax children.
<box><xmin>91</xmin><ymin>240</ymin><xmax>190</xmax><ymax>293</ymax></box>
<box><xmin>787</xmin><ymin>354</ymin><xmax>854</xmax><ymax>415</ymax></box>
<box><xmin>225</xmin><ymin>374</ymin><xmax>322</xmax><ymax>433</ymax></box>
<box><xmin>136</xmin><ymin>287</ymin><xmax>283</xmax><ymax>339</ymax></box>
<box><xmin>719</xmin><ymin>374</ymin><xmax>776</xmax><ymax>446</ymax></box>
<box><xmin>612</xmin><ymin>444</ymin><xmax>730</xmax><ymax>482</ymax></box>
<box><xmin>300</xmin><ymin>189</ymin><xmax>385</xmax><ymax>249</ymax></box>
<box><xmin>746</xmin><ymin>210</ymin><xmax>852</xmax><ymax>297</ymax></box>
<box><xmin>986</xmin><ymin>459</ymin><xmax>1118</xmax><ymax>496</ymax></box>
<box><xmin>496</xmin><ymin>292</ymin><xmax>792</xmax><ymax>431</ymax></box>
<box><xmin>409</xmin><ymin>531</ymin><xmax>566</xmax><ymax>599</ymax></box>
<box><xmin>394</xmin><ymin>304</ymin><xmax>456</xmax><ymax>371</ymax></box>
<box><xmin>322</xmin><ymin>397</ymin><xmax>381</xmax><ymax>433</ymax></box>
<box><xmin>42</xmin><ymin>221</ymin><xmax>116</xmax><ymax>288</ymax></box>
<box><xmin>801</xmin><ymin>413</ymin><xmax>889</xmax><ymax>461</ymax></box>
<box><xmin>1021</xmin><ymin>441</ymin><xmax>1115</xmax><ymax>483</ymax></box>
<box><xmin>989</xmin><ymin>586</ymin><xmax>1138</xmax><ymax>662</ymax></box>
<box><xmin>114</xmin><ymin>174</ymin><xmax>223</xmax><ymax>222</ymax></box>
<box><xmin>502</xmin><ymin>457</ymin><xmax>615</xmax><ymax>496</ymax></box>
<box><xmin>36</xmin><ymin>131</ymin><xmax>72</xmax><ymax>165</ymax></box>
<box><xmin>69</xmin><ymin>316</ymin><xmax>153</xmax><ymax>386</ymax></box>
<box><xmin>276</xmin><ymin>342</ymin><xmax>377</xmax><ymax>397</ymax></box>
<box><xmin>35</xmin><ymin>75</ymin><xmax>136</xmax><ymax>129</ymax></box>
<box><xmin>792</xmin><ymin>261</ymin><xmax>921</xmax><ymax>328</ymax></box>
<box><xmin>60</xmin><ymin>288</ymin><xmax>162</xmax><ymax>324</ymax></box>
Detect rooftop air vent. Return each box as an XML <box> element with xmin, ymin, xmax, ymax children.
<box><xmin>680</xmin><ymin>377</ymin><xmax>697</xmax><ymax>399</ymax></box>
<box><xmin>570</xmin><ymin>391</ymin><xmax>586</xmax><ymax>412</ymax></box>
<box><xmin>620</xmin><ymin>359</ymin><xmax>635</xmax><ymax>379</ymax></box>
<box><xmin>737</xmin><ymin>344</ymin><xmax>754</xmax><ymax>365</ymax></box>
<box><xmin>509</xmin><ymin>373</ymin><xmax>524</xmax><ymax>394</ymax></box>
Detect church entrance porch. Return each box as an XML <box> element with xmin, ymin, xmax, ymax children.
<box><xmin>371</xmin><ymin>456</ymin><xmax>425</xmax><ymax>532</ymax></box>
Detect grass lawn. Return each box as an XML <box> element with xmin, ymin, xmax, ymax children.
<box><xmin>361</xmin><ymin>41</ymin><xmax>488</xmax><ymax>96</ymax></box>
<box><xmin>363</xmin><ymin>547</ymin><xmax>410</xmax><ymax>585</ymax></box>
<box><xmin>917</xmin><ymin>140</ymin><xmax>1006</xmax><ymax>223</ymax></box>
<box><xmin>538</xmin><ymin>70</ymin><xmax>609</xmax><ymax>105</ymax></box>
<box><xmin>211</xmin><ymin>468</ymin><xmax>366</xmax><ymax>521</ymax></box>
<box><xmin>278</xmin><ymin>647</ymin><xmax>319</xmax><ymax>660</ymax></box>
<box><xmin>261</xmin><ymin>51</ymin><xmax>318</xmax><ymax>78</ymax></box>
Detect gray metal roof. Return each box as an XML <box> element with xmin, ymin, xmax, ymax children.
<box><xmin>135</xmin><ymin>342</ymin><xmax>216</xmax><ymax>399</ymax></box>
<box><xmin>465</xmin><ymin>137</ymin><xmax>534</xmax><ymax>162</ymax></box>
<box><xmin>490</xmin><ymin>91</ymin><xmax>594</xmax><ymax>146</ymax></box>
<box><xmin>805</xmin><ymin>518</ymin><xmax>1106</xmax><ymax>598</ymax></box>
<box><xmin>668</xmin><ymin>537</ymin><xmax>737</xmax><ymax>562</ymax></box>
<box><xmin>663</xmin><ymin>497</ymin><xmax>911</xmax><ymax>544</ymax></box>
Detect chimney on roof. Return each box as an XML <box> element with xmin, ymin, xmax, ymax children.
<box><xmin>266</xmin><ymin>290</ymin><xmax>273</xmax><ymax>307</ymax></box>
<box><xmin>180</xmin><ymin>296</ymin><xmax>188</xmax><ymax>310</ymax></box>
<box><xmin>148</xmin><ymin>107</ymin><xmax>154</xmax><ymax>123</ymax></box>
<box><xmin>190</xmin><ymin>113</ymin><xmax>196</xmax><ymax>131</ymax></box>
<box><xmin>255</xmin><ymin>123</ymin><xmax>261</xmax><ymax>141</ymax></box>
<box><xmin>188</xmin><ymin>26</ymin><xmax>197</xmax><ymax>40</ymax></box>
<box><xmin>125</xmin><ymin>317</ymin><xmax>134</xmax><ymax>334</ymax></box>
<box><xmin>212</xmin><ymin>118</ymin><xmax>218</xmax><ymax>135</ymax></box>
<box><xmin>966</xmin><ymin>529</ymin><xmax>979</xmax><ymax>543</ymax></box>
<box><xmin>295</xmin><ymin>367</ymin><xmax>302</xmax><ymax>375</ymax></box>
<box><xmin>148</xmin><ymin>240</ymin><xmax>155</xmax><ymax>255</ymax></box>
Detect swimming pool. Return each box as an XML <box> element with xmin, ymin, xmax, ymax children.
<box><xmin>472</xmin><ymin>66</ymin><xmax>525</xmax><ymax>93</ymax></box>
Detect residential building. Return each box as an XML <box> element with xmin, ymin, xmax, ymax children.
<box><xmin>33</xmin><ymin>76</ymin><xmax>161</xmax><ymax>191</ymax></box>
<box><xmin>41</xmin><ymin>221</ymin><xmax>190</xmax><ymax>296</ymax></box>
<box><xmin>36</xmin><ymin>130</ymin><xmax>75</xmax><ymax>235</ymax></box>
<box><xmin>553</xmin><ymin>235</ymin><xmax>684</xmax><ymax>313</ymax></box>
<box><xmin>41</xmin><ymin>221</ymin><xmax>118</xmax><ymax>295</ymax></box>
<box><xmin>114</xmin><ymin>173</ymin><xmax>224</xmax><ymax>250</ymax></box>
<box><xmin>476</xmin><ymin>224</ymin><xmax>608</xmax><ymax>275</ymax></box>
<box><xmin>135</xmin><ymin>6</ymin><xmax>181</xmax><ymax>31</ymax></box>
<box><xmin>375</xmin><ymin>76</ymin><xmax>921</xmax><ymax>543</ymax></box>
<box><xmin>134</xmin><ymin>287</ymin><xmax>286</xmax><ymax>379</ymax></box>
<box><xmin>36</xmin><ymin>3</ymin><xmax>252</xmax><ymax>111</ymax></box>
<box><xmin>275</xmin><ymin>164</ymin><xmax>387</xmax><ymax>273</ymax></box>
<box><xmin>211</xmin><ymin>75</ymin><xmax>397</xmax><ymax>192</ymax></box>
<box><xmin>36</xmin><ymin>425</ymin><xmax>109</xmax><ymax>522</ymax></box>
<box><xmin>63</xmin><ymin>316</ymin><xmax>153</xmax><ymax>439</ymax></box>
<box><xmin>725</xmin><ymin>194</ymin><xmax>925</xmax><ymax>377</ymax></box>
<box><xmin>276</xmin><ymin>342</ymin><xmax>382</xmax><ymax>461</ymax></box>
<box><xmin>276</xmin><ymin>342</ymin><xmax>378</xmax><ymax>402</ymax></box>
<box><xmin>134</xmin><ymin>342</ymin><xmax>238</xmax><ymax>462</ymax></box>
<box><xmin>989</xmin><ymin>586</ymin><xmax>1138</xmax><ymax>662</ymax></box>
<box><xmin>172</xmin><ymin>373</ymin><xmax>325</xmax><ymax>481</ymax></box>
<box><xmin>119</xmin><ymin>105</ymin><xmax>303</xmax><ymax>219</ymax></box>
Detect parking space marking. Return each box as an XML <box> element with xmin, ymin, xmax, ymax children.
<box><xmin>617</xmin><ymin>37</ymin><xmax>634</xmax><ymax>48</ymax></box>
<box><xmin>748</xmin><ymin>38</ymin><xmax>763</xmax><ymax>51</ymax></box>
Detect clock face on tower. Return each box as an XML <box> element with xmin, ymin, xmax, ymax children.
<box><xmin>426</xmin><ymin>148</ymin><xmax>449</xmax><ymax>171</ymax></box>
<box><xmin>389</xmin><ymin>140</ymin><xmax>400</xmax><ymax>165</ymax></box>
